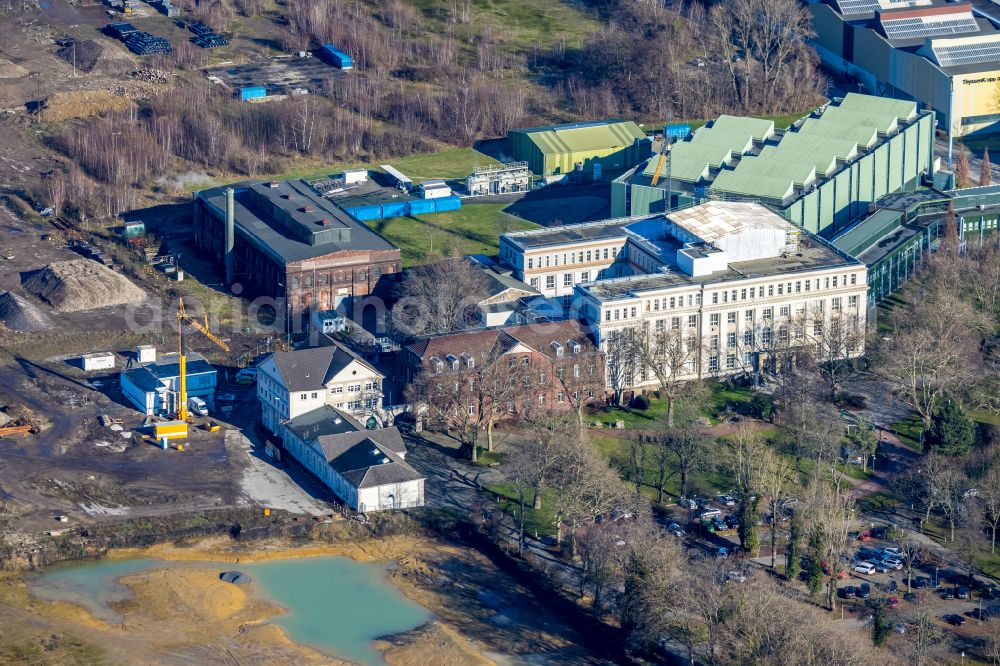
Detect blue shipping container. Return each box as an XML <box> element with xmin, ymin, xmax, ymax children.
<box><xmin>320</xmin><ymin>44</ymin><xmax>353</xmax><ymax>70</ymax></box>
<box><xmin>345</xmin><ymin>205</ymin><xmax>383</xmax><ymax>221</ymax></box>
<box><xmin>407</xmin><ymin>199</ymin><xmax>435</xmax><ymax>215</ymax></box>
<box><xmin>239</xmin><ymin>86</ymin><xmax>266</xmax><ymax>101</ymax></box>
<box><xmin>433</xmin><ymin>195</ymin><xmax>461</xmax><ymax>213</ymax></box>
<box><xmin>664</xmin><ymin>123</ymin><xmax>692</xmax><ymax>142</ymax></box>
<box><xmin>380</xmin><ymin>201</ymin><xmax>409</xmax><ymax>219</ymax></box>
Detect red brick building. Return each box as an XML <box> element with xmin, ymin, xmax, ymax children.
<box><xmin>194</xmin><ymin>179</ymin><xmax>400</xmax><ymax>327</ymax></box>
<box><xmin>401</xmin><ymin>319</ymin><xmax>604</xmax><ymax>415</ymax></box>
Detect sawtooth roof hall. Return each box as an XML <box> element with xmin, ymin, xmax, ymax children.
<box><xmin>612</xmin><ymin>94</ymin><xmax>935</xmax><ymax>238</ymax></box>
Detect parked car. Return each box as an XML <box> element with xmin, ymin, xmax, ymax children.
<box><xmin>966</xmin><ymin>608</ymin><xmax>991</xmax><ymax>621</ymax></box>
<box><xmin>667</xmin><ymin>523</ymin><xmax>685</xmax><ymax>538</ymax></box>
<box><xmin>718</xmin><ymin>494</ymin><xmax>736</xmax><ymax>506</ymax></box>
<box><xmin>913</xmin><ymin>577</ymin><xmax>929</xmax><ymax>589</ymax></box>
<box><xmin>882</xmin><ymin>546</ymin><xmax>903</xmax><ymax>557</ymax></box>
<box><xmin>852</xmin><ymin>561</ymin><xmax>877</xmax><ymax>575</ymax></box>
<box><xmin>700</xmin><ymin>509</ymin><xmax>722</xmax><ymax>520</ymax></box>
<box><xmin>717</xmin><ymin>547</ymin><xmax>730</xmax><ymax>559</ymax></box>
<box><xmin>944</xmin><ymin>614</ymin><xmax>967</xmax><ymax>626</ymax></box>
<box><xmin>857</xmin><ymin>583</ymin><xmax>872</xmax><ymax>599</ymax></box>
<box><xmin>957</xmin><ymin>586</ymin><xmax>970</xmax><ymax>600</ymax></box>
<box><xmin>679</xmin><ymin>498</ymin><xmax>698</xmax><ymax>510</ymax></box>
<box><xmin>234</xmin><ymin>367</ymin><xmax>257</xmax><ymax>385</ymax></box>
<box><xmin>893</xmin><ymin>622</ymin><xmax>907</xmax><ymax>634</ymax></box>
<box><xmin>839</xmin><ymin>585</ymin><xmax>858</xmax><ymax>599</ymax></box>
<box><xmin>878</xmin><ymin>558</ymin><xmax>903</xmax><ymax>571</ymax></box>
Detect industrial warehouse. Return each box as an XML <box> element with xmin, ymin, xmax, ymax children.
<box><xmin>193</xmin><ymin>179</ymin><xmax>401</xmax><ymax>322</ymax></box>
<box><xmin>508</xmin><ymin>119</ymin><xmax>651</xmax><ymax>178</ymax></box>
<box><xmin>809</xmin><ymin>0</ymin><xmax>1000</xmax><ymax>137</ymax></box>
<box><xmin>612</xmin><ymin>94</ymin><xmax>935</xmax><ymax>237</ymax></box>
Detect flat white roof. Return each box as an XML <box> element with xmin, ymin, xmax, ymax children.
<box><xmin>666</xmin><ymin>201</ymin><xmax>794</xmax><ymax>244</ymax></box>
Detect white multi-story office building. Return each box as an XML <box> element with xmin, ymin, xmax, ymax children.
<box><xmin>568</xmin><ymin>202</ymin><xmax>868</xmax><ymax>389</ymax></box>
<box><xmin>257</xmin><ymin>339</ymin><xmax>384</xmax><ymax>433</ymax></box>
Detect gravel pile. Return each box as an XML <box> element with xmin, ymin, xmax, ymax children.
<box><xmin>56</xmin><ymin>40</ymin><xmax>105</xmax><ymax>73</ymax></box>
<box><xmin>24</xmin><ymin>260</ymin><xmax>146</xmax><ymax>312</ymax></box>
<box><xmin>0</xmin><ymin>290</ymin><xmax>52</xmax><ymax>332</ymax></box>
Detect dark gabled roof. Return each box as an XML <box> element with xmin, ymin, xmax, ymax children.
<box><xmin>125</xmin><ymin>352</ymin><xmax>215</xmax><ymax>390</ymax></box>
<box><xmin>284</xmin><ymin>404</ymin><xmax>365</xmax><ymax>441</ymax></box>
<box><xmin>284</xmin><ymin>406</ymin><xmax>419</xmax><ymax>489</ymax></box>
<box><xmin>269</xmin><ymin>340</ymin><xmax>380</xmax><ymax>392</ymax></box>
<box><xmin>405</xmin><ymin>319</ymin><xmax>597</xmax><ymax>364</ymax></box>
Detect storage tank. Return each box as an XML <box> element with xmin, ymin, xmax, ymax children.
<box><xmin>407</xmin><ymin>199</ymin><xmax>435</xmax><ymax>215</ymax></box>
<box><xmin>319</xmin><ymin>44</ymin><xmax>353</xmax><ymax>70</ymax></box>
<box><xmin>239</xmin><ymin>86</ymin><xmax>266</xmax><ymax>101</ymax></box>
<box><xmin>432</xmin><ymin>195</ymin><xmax>461</xmax><ymax>213</ymax></box>
<box><xmin>346</xmin><ymin>204</ymin><xmax>383</xmax><ymax>221</ymax></box>
<box><xmin>380</xmin><ymin>201</ymin><xmax>409</xmax><ymax>219</ymax></box>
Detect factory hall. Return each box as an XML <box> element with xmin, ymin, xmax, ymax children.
<box><xmin>193</xmin><ymin>179</ymin><xmax>401</xmax><ymax>323</ymax></box>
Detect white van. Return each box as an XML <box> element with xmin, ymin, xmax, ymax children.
<box><xmin>188</xmin><ymin>396</ymin><xmax>209</xmax><ymax>416</ymax></box>
<box><xmin>700</xmin><ymin>509</ymin><xmax>722</xmax><ymax>520</ymax></box>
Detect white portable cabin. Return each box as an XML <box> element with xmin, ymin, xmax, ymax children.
<box><xmin>419</xmin><ymin>179</ymin><xmax>452</xmax><ymax>199</ymax></box>
<box><xmin>137</xmin><ymin>345</ymin><xmax>156</xmax><ymax>364</ymax></box>
<box><xmin>343</xmin><ymin>169</ymin><xmax>368</xmax><ymax>185</ymax></box>
<box><xmin>82</xmin><ymin>352</ymin><xmax>115</xmax><ymax>371</ymax></box>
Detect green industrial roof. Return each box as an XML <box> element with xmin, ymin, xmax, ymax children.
<box><xmin>709</xmin><ymin>94</ymin><xmax>915</xmax><ymax>201</ymax></box>
<box><xmin>512</xmin><ymin>119</ymin><xmax>646</xmax><ymax>156</ymax></box>
<box><xmin>797</xmin><ymin>117</ymin><xmax>880</xmax><ymax>149</ymax></box>
<box><xmin>835</xmin><ymin>93</ymin><xmax>917</xmax><ymax>122</ymax></box>
<box><xmin>644</xmin><ymin>115</ymin><xmax>775</xmax><ymax>184</ymax></box>
<box><xmin>831</xmin><ymin>208</ymin><xmax>904</xmax><ymax>258</ymax></box>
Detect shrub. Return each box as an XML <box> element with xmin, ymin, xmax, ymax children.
<box><xmin>748</xmin><ymin>393</ymin><xmax>775</xmax><ymax>422</ymax></box>
<box><xmin>927</xmin><ymin>401</ymin><xmax>975</xmax><ymax>456</ymax></box>
<box><xmin>630</xmin><ymin>395</ymin><xmax>650</xmax><ymax>410</ymax></box>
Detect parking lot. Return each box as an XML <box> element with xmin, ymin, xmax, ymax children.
<box><xmin>660</xmin><ymin>492</ymin><xmax>1000</xmax><ymax>652</ymax></box>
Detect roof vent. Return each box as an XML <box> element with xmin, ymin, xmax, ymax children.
<box><xmin>381</xmin><ymin>457</ymin><xmax>391</xmax><ymax>464</ymax></box>
<box><xmin>333</xmin><ymin>416</ymin><xmax>342</xmax><ymax>425</ymax></box>
<box><xmin>371</xmin><ymin>448</ymin><xmax>380</xmax><ymax>456</ymax></box>
<box><xmin>316</xmin><ymin>218</ymin><xmax>331</xmax><ymax>226</ymax></box>
<box><xmin>268</xmin><ymin>181</ymin><xmax>279</xmax><ymax>188</ymax></box>
<box><xmin>300</xmin><ymin>205</ymin><xmax>315</xmax><ymax>213</ymax></box>
<box><xmin>283</xmin><ymin>193</ymin><xmax>295</xmax><ymax>200</ymax></box>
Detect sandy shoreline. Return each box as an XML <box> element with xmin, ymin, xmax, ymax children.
<box><xmin>3</xmin><ymin>535</ymin><xmax>500</xmax><ymax>665</ymax></box>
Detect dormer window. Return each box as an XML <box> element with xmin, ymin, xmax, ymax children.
<box><xmin>461</xmin><ymin>352</ymin><xmax>474</xmax><ymax>369</ymax></box>
<box><xmin>446</xmin><ymin>354</ymin><xmax>459</xmax><ymax>370</ymax></box>
<box><xmin>569</xmin><ymin>340</ymin><xmax>581</xmax><ymax>355</ymax></box>
<box><xmin>429</xmin><ymin>355</ymin><xmax>443</xmax><ymax>373</ymax></box>
<box><xmin>551</xmin><ymin>341</ymin><xmax>563</xmax><ymax>358</ymax></box>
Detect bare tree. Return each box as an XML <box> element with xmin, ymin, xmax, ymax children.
<box><xmin>801</xmin><ymin>480</ymin><xmax>856</xmax><ymax>611</ymax></box>
<box><xmin>634</xmin><ymin>328</ymin><xmax>703</xmax><ymax>426</ymax></box>
<box><xmin>955</xmin><ymin>142</ymin><xmax>972</xmax><ymax>188</ymax></box>
<box><xmin>656</xmin><ymin>424</ymin><xmax>712</xmax><ymax>503</ymax></box>
<box><xmin>604</xmin><ymin>327</ymin><xmax>640</xmax><ymax>406</ymax></box>
<box><xmin>393</xmin><ymin>256</ymin><xmax>490</xmax><ymax>335</ymax></box>
<box><xmin>757</xmin><ymin>444</ymin><xmax>794</xmax><ymax>570</ymax></box>
<box><xmin>872</xmin><ymin>281</ymin><xmax>981</xmax><ymax>442</ymax></box>
<box><xmin>896</xmin><ymin>531</ymin><xmax>929</xmax><ymax>591</ymax></box>
<box><xmin>982</xmin><ymin>147</ymin><xmax>994</xmax><ymax>187</ymax></box>
<box><xmin>928</xmin><ymin>458</ymin><xmax>969</xmax><ymax>542</ymax></box>
<box><xmin>981</xmin><ymin>464</ymin><xmax>1000</xmax><ymax>553</ymax></box>
<box><xmin>550</xmin><ymin>346</ymin><xmax>604</xmax><ymax>435</ymax></box>
<box><xmin>805</xmin><ymin>310</ymin><xmax>865</xmax><ymax>402</ymax></box>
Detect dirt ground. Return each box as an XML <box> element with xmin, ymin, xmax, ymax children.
<box><xmin>0</xmin><ymin>534</ymin><xmax>609</xmax><ymax>665</ymax></box>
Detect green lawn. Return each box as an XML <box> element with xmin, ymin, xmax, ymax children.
<box><xmin>363</xmin><ymin>204</ymin><xmax>538</xmax><ymax>267</ymax></box>
<box><xmin>856</xmin><ymin>491</ymin><xmax>901</xmax><ymax>515</ymax></box>
<box><xmin>702</xmin><ymin>384</ymin><xmax>755</xmax><ymax>423</ymax></box>
<box><xmin>891</xmin><ymin>414</ymin><xmax>925</xmax><ymax>452</ymax></box>
<box><xmin>408</xmin><ymin>0</ymin><xmax>602</xmax><ymax>51</ymax></box>
<box><xmin>187</xmin><ymin>147</ymin><xmax>500</xmax><ymax>192</ymax></box>
<box><xmin>591</xmin><ymin>383</ymin><xmax>755</xmax><ymax>430</ymax></box>
<box><xmin>487</xmin><ymin>483</ymin><xmax>560</xmax><ymax>537</ymax></box>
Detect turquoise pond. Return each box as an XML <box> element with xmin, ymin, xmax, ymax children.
<box><xmin>29</xmin><ymin>556</ymin><xmax>432</xmax><ymax>665</ymax></box>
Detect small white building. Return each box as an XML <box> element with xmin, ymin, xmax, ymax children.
<box><xmin>82</xmin><ymin>352</ymin><xmax>115</xmax><ymax>372</ymax></box>
<box><xmin>279</xmin><ymin>405</ymin><xmax>424</xmax><ymax>512</ymax></box>
<box><xmin>343</xmin><ymin>169</ymin><xmax>368</xmax><ymax>185</ymax></box>
<box><xmin>419</xmin><ymin>179</ymin><xmax>452</xmax><ymax>199</ymax></box>
<box><xmin>257</xmin><ymin>339</ymin><xmax>384</xmax><ymax>433</ymax></box>
<box><xmin>136</xmin><ymin>345</ymin><xmax>157</xmax><ymax>364</ymax></box>
<box><xmin>310</xmin><ymin>309</ymin><xmax>348</xmax><ymax>334</ymax></box>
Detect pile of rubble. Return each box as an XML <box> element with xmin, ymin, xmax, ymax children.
<box><xmin>24</xmin><ymin>259</ymin><xmax>146</xmax><ymax>312</ymax></box>
<box><xmin>0</xmin><ymin>290</ymin><xmax>51</xmax><ymax>332</ymax></box>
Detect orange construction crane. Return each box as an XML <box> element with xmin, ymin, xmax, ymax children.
<box><xmin>175</xmin><ymin>297</ymin><xmax>230</xmax><ymax>423</ymax></box>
